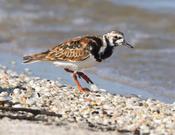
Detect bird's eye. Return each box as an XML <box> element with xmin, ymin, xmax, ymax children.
<box><xmin>118</xmin><ymin>37</ymin><xmax>122</xmax><ymax>40</ymax></box>
<box><xmin>114</xmin><ymin>36</ymin><xmax>122</xmax><ymax>40</ymax></box>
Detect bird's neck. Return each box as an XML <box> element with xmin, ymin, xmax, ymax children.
<box><xmin>98</xmin><ymin>35</ymin><xmax>114</xmax><ymax>61</ymax></box>
<box><xmin>88</xmin><ymin>35</ymin><xmax>114</xmax><ymax>62</ymax></box>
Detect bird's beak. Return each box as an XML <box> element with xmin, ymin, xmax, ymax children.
<box><xmin>124</xmin><ymin>41</ymin><xmax>134</xmax><ymax>48</ymax></box>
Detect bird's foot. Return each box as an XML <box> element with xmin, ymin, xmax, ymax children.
<box><xmin>78</xmin><ymin>87</ymin><xmax>90</xmax><ymax>93</ymax></box>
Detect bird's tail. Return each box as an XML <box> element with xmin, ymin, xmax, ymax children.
<box><xmin>23</xmin><ymin>50</ymin><xmax>49</xmax><ymax>63</ymax></box>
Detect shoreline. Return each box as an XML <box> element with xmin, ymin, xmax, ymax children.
<box><xmin>0</xmin><ymin>66</ymin><xmax>175</xmax><ymax>135</ymax></box>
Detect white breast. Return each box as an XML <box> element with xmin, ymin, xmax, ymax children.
<box><xmin>53</xmin><ymin>55</ymin><xmax>98</xmax><ymax>71</ymax></box>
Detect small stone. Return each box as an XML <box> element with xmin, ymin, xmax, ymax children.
<box><xmin>13</xmin><ymin>88</ymin><xmax>21</xmax><ymax>95</ymax></box>
<box><xmin>12</xmin><ymin>104</ymin><xmax>22</xmax><ymax>108</ymax></box>
<box><xmin>90</xmin><ymin>84</ymin><xmax>99</xmax><ymax>91</ymax></box>
<box><xmin>0</xmin><ymin>92</ymin><xmax>8</xmax><ymax>97</ymax></box>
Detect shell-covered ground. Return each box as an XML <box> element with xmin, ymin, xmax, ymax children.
<box><xmin>0</xmin><ymin>65</ymin><xmax>175</xmax><ymax>135</ymax></box>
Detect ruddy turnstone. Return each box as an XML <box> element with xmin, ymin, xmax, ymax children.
<box><xmin>23</xmin><ymin>30</ymin><xmax>133</xmax><ymax>92</ymax></box>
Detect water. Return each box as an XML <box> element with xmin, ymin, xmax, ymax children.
<box><xmin>0</xmin><ymin>0</ymin><xmax>175</xmax><ymax>103</ymax></box>
<box><xmin>112</xmin><ymin>0</ymin><xmax>175</xmax><ymax>13</ymax></box>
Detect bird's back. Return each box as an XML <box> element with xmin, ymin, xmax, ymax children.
<box><xmin>23</xmin><ymin>35</ymin><xmax>103</xmax><ymax>64</ymax></box>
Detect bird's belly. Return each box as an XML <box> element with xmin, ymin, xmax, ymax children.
<box><xmin>53</xmin><ymin>56</ymin><xmax>98</xmax><ymax>71</ymax></box>
<box><xmin>53</xmin><ymin>61</ymin><xmax>78</xmax><ymax>71</ymax></box>
<box><xmin>76</xmin><ymin>56</ymin><xmax>98</xmax><ymax>70</ymax></box>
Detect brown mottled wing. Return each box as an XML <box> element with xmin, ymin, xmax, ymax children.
<box><xmin>45</xmin><ymin>36</ymin><xmax>92</xmax><ymax>62</ymax></box>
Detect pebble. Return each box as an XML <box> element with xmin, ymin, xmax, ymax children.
<box><xmin>0</xmin><ymin>92</ymin><xmax>11</xmax><ymax>101</ymax></box>
<box><xmin>0</xmin><ymin>66</ymin><xmax>175</xmax><ymax>134</ymax></box>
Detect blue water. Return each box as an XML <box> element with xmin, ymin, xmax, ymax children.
<box><xmin>112</xmin><ymin>0</ymin><xmax>175</xmax><ymax>13</ymax></box>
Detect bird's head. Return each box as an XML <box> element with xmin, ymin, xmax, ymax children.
<box><xmin>104</xmin><ymin>30</ymin><xmax>133</xmax><ymax>48</ymax></box>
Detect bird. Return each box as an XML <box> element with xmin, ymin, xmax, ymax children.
<box><xmin>23</xmin><ymin>30</ymin><xmax>133</xmax><ymax>92</ymax></box>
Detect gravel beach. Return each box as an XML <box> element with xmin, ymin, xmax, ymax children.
<box><xmin>0</xmin><ymin>65</ymin><xmax>175</xmax><ymax>135</ymax></box>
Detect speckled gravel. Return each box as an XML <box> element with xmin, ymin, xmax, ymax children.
<box><xmin>0</xmin><ymin>66</ymin><xmax>175</xmax><ymax>135</ymax></box>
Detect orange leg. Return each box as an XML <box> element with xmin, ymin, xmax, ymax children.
<box><xmin>64</xmin><ymin>68</ymin><xmax>94</xmax><ymax>84</ymax></box>
<box><xmin>64</xmin><ymin>68</ymin><xmax>74</xmax><ymax>73</ymax></box>
<box><xmin>72</xmin><ymin>72</ymin><xmax>89</xmax><ymax>92</ymax></box>
<box><xmin>77</xmin><ymin>72</ymin><xmax>94</xmax><ymax>84</ymax></box>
